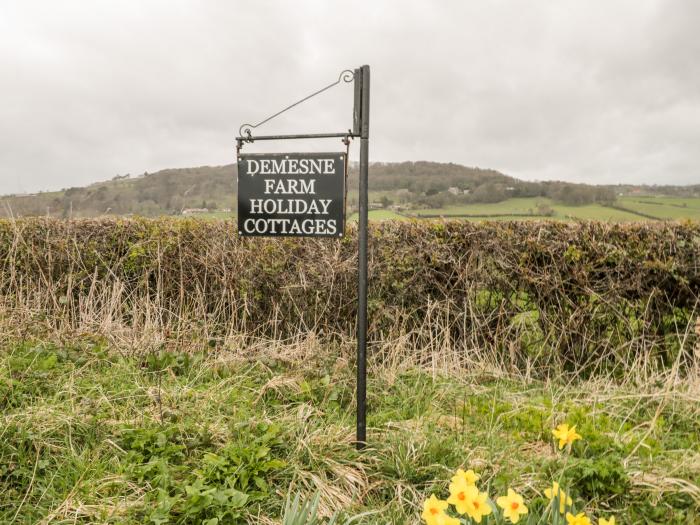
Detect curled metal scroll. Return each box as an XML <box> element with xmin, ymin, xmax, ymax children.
<box><xmin>238</xmin><ymin>69</ymin><xmax>355</xmax><ymax>138</ymax></box>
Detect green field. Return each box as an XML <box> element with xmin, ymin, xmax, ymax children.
<box><xmin>617</xmin><ymin>196</ymin><xmax>700</xmax><ymax>220</ymax></box>
<box><xmin>551</xmin><ymin>203</ymin><xmax>641</xmax><ymax>221</ymax></box>
<box><xmin>622</xmin><ymin>196</ymin><xmax>700</xmax><ymax>207</ymax></box>
<box><xmin>2</xmin><ymin>338</ymin><xmax>698</xmax><ymax>523</ymax></box>
<box><xmin>404</xmin><ymin>198</ymin><xmax>640</xmax><ymax>222</ymax></box>
<box><xmin>402</xmin><ymin>196</ymin><xmax>700</xmax><ymax>222</ymax></box>
<box><xmin>348</xmin><ymin>209</ymin><xmax>409</xmax><ymax>221</ymax></box>
<box><xmin>409</xmin><ymin>198</ymin><xmax>544</xmax><ymax>217</ymax></box>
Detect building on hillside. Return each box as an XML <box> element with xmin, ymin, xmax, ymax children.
<box><xmin>447</xmin><ymin>187</ymin><xmax>460</xmax><ymax>195</ymax></box>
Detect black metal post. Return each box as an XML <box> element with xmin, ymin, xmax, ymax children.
<box><xmin>357</xmin><ymin>65</ymin><xmax>370</xmax><ymax>449</ymax></box>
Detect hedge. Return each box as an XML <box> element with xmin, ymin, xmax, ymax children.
<box><xmin>1</xmin><ymin>218</ymin><xmax>698</xmax><ymax>373</ymax></box>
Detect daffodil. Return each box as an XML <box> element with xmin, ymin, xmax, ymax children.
<box><xmin>544</xmin><ymin>481</ymin><xmax>573</xmax><ymax>513</ymax></box>
<box><xmin>496</xmin><ymin>488</ymin><xmax>528</xmax><ymax>523</ymax></box>
<box><xmin>599</xmin><ymin>517</ymin><xmax>615</xmax><ymax>525</ymax></box>
<box><xmin>552</xmin><ymin>423</ymin><xmax>582</xmax><ymax>450</ymax></box>
<box><xmin>565</xmin><ymin>512</ymin><xmax>592</xmax><ymax>525</ymax></box>
<box><xmin>450</xmin><ymin>468</ymin><xmax>480</xmax><ymax>486</ymax></box>
<box><xmin>448</xmin><ymin>478</ymin><xmax>476</xmax><ymax>515</ymax></box>
<box><xmin>422</xmin><ymin>495</ymin><xmax>459</xmax><ymax>525</ymax></box>
<box><xmin>447</xmin><ymin>478</ymin><xmax>492</xmax><ymax>523</ymax></box>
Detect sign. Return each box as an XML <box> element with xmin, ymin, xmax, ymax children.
<box><xmin>237</xmin><ymin>152</ymin><xmax>346</xmax><ymax>238</ymax></box>
<box><xmin>236</xmin><ymin>64</ymin><xmax>369</xmax><ymax>448</ymax></box>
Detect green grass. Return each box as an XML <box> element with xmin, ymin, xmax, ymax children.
<box><xmin>550</xmin><ymin>203</ymin><xmax>641</xmax><ymax>221</ymax></box>
<box><xmin>407</xmin><ymin>197</ymin><xmax>700</xmax><ymax>222</ymax></box>
<box><xmin>348</xmin><ymin>210</ymin><xmax>409</xmax><ymax>222</ymax></box>
<box><xmin>409</xmin><ymin>198</ymin><xmax>546</xmax><ymax>217</ymax></box>
<box><xmin>408</xmin><ymin>198</ymin><xmax>644</xmax><ymax>222</ymax></box>
<box><xmin>617</xmin><ymin>197</ymin><xmax>700</xmax><ymax>221</ymax></box>
<box><xmin>1</xmin><ymin>338</ymin><xmax>698</xmax><ymax>524</ymax></box>
<box><xmin>623</xmin><ymin>196</ymin><xmax>700</xmax><ymax>208</ymax></box>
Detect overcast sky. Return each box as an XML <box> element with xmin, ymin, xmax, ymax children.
<box><xmin>1</xmin><ymin>1</ymin><xmax>698</xmax><ymax>194</ymax></box>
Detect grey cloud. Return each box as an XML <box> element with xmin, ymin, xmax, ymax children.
<box><xmin>0</xmin><ymin>0</ymin><xmax>698</xmax><ymax>195</ymax></box>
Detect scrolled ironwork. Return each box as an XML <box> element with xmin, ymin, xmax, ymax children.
<box><xmin>238</xmin><ymin>69</ymin><xmax>355</xmax><ymax>138</ymax></box>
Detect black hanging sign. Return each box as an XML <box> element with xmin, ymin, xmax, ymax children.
<box><xmin>237</xmin><ymin>152</ymin><xmax>346</xmax><ymax>238</ymax></box>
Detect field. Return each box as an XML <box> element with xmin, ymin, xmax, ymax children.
<box><xmin>405</xmin><ymin>197</ymin><xmax>700</xmax><ymax>222</ymax></box>
<box><xmin>348</xmin><ymin>209</ymin><xmax>408</xmax><ymax>221</ymax></box>
<box><xmin>617</xmin><ymin>196</ymin><xmax>700</xmax><ymax>220</ymax></box>
<box><xmin>2</xmin><ymin>337</ymin><xmax>699</xmax><ymax>524</ymax></box>
<box><xmin>1</xmin><ymin>219</ymin><xmax>699</xmax><ymax>524</ymax></box>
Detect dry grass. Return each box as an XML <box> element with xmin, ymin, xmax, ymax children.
<box><xmin>1</xmin><ymin>218</ymin><xmax>698</xmax><ymax>375</ymax></box>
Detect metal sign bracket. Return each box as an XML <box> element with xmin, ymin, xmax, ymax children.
<box><xmin>236</xmin><ymin>65</ymin><xmax>370</xmax><ymax>450</ymax></box>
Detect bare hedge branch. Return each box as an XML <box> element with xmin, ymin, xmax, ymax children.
<box><xmin>1</xmin><ymin>218</ymin><xmax>698</xmax><ymax>375</ymax></box>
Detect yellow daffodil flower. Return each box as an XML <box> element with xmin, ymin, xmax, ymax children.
<box><xmin>544</xmin><ymin>481</ymin><xmax>573</xmax><ymax>513</ymax></box>
<box><xmin>450</xmin><ymin>468</ymin><xmax>480</xmax><ymax>486</ymax></box>
<box><xmin>599</xmin><ymin>517</ymin><xmax>615</xmax><ymax>525</ymax></box>
<box><xmin>496</xmin><ymin>488</ymin><xmax>528</xmax><ymax>523</ymax></box>
<box><xmin>552</xmin><ymin>423</ymin><xmax>582</xmax><ymax>450</ymax></box>
<box><xmin>447</xmin><ymin>478</ymin><xmax>492</xmax><ymax>523</ymax></box>
<box><xmin>448</xmin><ymin>478</ymin><xmax>476</xmax><ymax>515</ymax></box>
<box><xmin>565</xmin><ymin>512</ymin><xmax>592</xmax><ymax>525</ymax></box>
<box><xmin>422</xmin><ymin>495</ymin><xmax>459</xmax><ymax>525</ymax></box>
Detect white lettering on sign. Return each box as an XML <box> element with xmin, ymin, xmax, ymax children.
<box><xmin>246</xmin><ymin>158</ymin><xmax>335</xmax><ymax>176</ymax></box>
<box><xmin>238</xmin><ymin>153</ymin><xmax>344</xmax><ymax>238</ymax></box>
<box><xmin>250</xmin><ymin>199</ymin><xmax>333</xmax><ymax>215</ymax></box>
<box><xmin>243</xmin><ymin>217</ymin><xmax>337</xmax><ymax>235</ymax></box>
<box><xmin>248</xmin><ymin>198</ymin><xmax>332</xmax><ymax>215</ymax></box>
<box><xmin>263</xmin><ymin>179</ymin><xmax>316</xmax><ymax>195</ymax></box>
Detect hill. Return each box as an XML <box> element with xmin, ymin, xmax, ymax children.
<box><xmin>1</xmin><ymin>161</ymin><xmax>698</xmax><ymax>218</ymax></box>
<box><xmin>0</xmin><ymin>166</ymin><xmax>235</xmax><ymax>218</ymax></box>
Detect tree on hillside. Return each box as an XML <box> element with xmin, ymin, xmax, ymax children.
<box><xmin>472</xmin><ymin>183</ymin><xmax>508</xmax><ymax>203</ymax></box>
